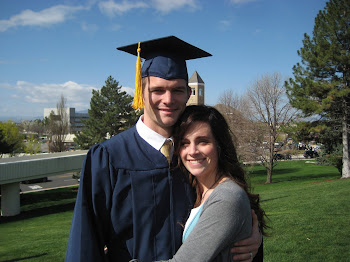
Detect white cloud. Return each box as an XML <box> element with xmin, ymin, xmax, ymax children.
<box><xmin>0</xmin><ymin>81</ymin><xmax>135</xmax><ymax>116</ymax></box>
<box><xmin>121</xmin><ymin>86</ymin><xmax>135</xmax><ymax>96</ymax></box>
<box><xmin>0</xmin><ymin>5</ymin><xmax>86</xmax><ymax>32</ymax></box>
<box><xmin>2</xmin><ymin>80</ymin><xmax>95</xmax><ymax>111</ymax></box>
<box><xmin>98</xmin><ymin>0</ymin><xmax>198</xmax><ymax>16</ymax></box>
<box><xmin>151</xmin><ymin>0</ymin><xmax>198</xmax><ymax>14</ymax></box>
<box><xmin>98</xmin><ymin>0</ymin><xmax>149</xmax><ymax>17</ymax></box>
<box><xmin>0</xmin><ymin>80</ymin><xmax>137</xmax><ymax>119</ymax></box>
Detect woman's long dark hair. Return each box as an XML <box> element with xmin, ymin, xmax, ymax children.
<box><xmin>173</xmin><ymin>105</ymin><xmax>267</xmax><ymax>235</ymax></box>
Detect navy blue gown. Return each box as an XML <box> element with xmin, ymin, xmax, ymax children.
<box><xmin>65</xmin><ymin>126</ymin><xmax>194</xmax><ymax>262</ymax></box>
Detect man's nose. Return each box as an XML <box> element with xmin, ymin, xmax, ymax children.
<box><xmin>163</xmin><ymin>91</ymin><xmax>173</xmax><ymax>104</ymax></box>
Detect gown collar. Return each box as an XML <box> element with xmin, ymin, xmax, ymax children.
<box><xmin>136</xmin><ymin>115</ymin><xmax>173</xmax><ymax>151</ymax></box>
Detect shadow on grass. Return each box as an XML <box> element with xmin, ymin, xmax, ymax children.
<box><xmin>251</xmin><ymin>168</ymin><xmax>301</xmax><ymax>176</ymax></box>
<box><xmin>273</xmin><ymin>172</ymin><xmax>341</xmax><ymax>183</ymax></box>
<box><xmin>260</xmin><ymin>195</ymin><xmax>289</xmax><ymax>202</ymax></box>
<box><xmin>0</xmin><ymin>202</ymin><xmax>76</xmax><ymax>224</ymax></box>
<box><xmin>253</xmin><ymin>166</ymin><xmax>341</xmax><ymax>184</ymax></box>
<box><xmin>20</xmin><ymin>187</ymin><xmax>78</xmax><ymax>207</ymax></box>
<box><xmin>1</xmin><ymin>253</ymin><xmax>48</xmax><ymax>262</ymax></box>
<box><xmin>0</xmin><ymin>187</ymin><xmax>78</xmax><ymax>224</ymax></box>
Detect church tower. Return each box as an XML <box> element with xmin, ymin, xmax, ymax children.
<box><xmin>187</xmin><ymin>71</ymin><xmax>205</xmax><ymax>106</ymax></box>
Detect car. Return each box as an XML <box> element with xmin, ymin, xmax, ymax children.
<box><xmin>22</xmin><ymin>177</ymin><xmax>48</xmax><ymax>184</ymax></box>
<box><xmin>303</xmin><ymin>150</ymin><xmax>319</xmax><ymax>158</ymax></box>
<box><xmin>273</xmin><ymin>153</ymin><xmax>292</xmax><ymax>160</ymax></box>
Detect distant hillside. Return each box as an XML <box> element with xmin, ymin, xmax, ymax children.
<box><xmin>0</xmin><ymin>108</ymin><xmax>89</xmax><ymax>122</ymax></box>
<box><xmin>0</xmin><ymin>115</ymin><xmax>42</xmax><ymax>122</ymax></box>
<box><xmin>77</xmin><ymin>109</ymin><xmax>89</xmax><ymax>114</ymax></box>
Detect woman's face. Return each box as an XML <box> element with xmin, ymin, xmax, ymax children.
<box><xmin>179</xmin><ymin>121</ymin><xmax>218</xmax><ymax>182</ymax></box>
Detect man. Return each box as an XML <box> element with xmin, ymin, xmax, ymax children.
<box><xmin>66</xmin><ymin>36</ymin><xmax>261</xmax><ymax>261</ymax></box>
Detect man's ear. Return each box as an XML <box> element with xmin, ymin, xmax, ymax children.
<box><xmin>187</xmin><ymin>86</ymin><xmax>191</xmax><ymax>100</ymax></box>
<box><xmin>142</xmin><ymin>77</ymin><xmax>149</xmax><ymax>102</ymax></box>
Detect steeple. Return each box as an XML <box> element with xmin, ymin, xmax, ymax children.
<box><xmin>189</xmin><ymin>71</ymin><xmax>204</xmax><ymax>84</ymax></box>
<box><xmin>187</xmin><ymin>71</ymin><xmax>205</xmax><ymax>106</ymax></box>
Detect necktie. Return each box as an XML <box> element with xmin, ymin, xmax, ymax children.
<box><xmin>160</xmin><ymin>139</ymin><xmax>173</xmax><ymax>164</ymax></box>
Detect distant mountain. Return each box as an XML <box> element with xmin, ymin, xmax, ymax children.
<box><xmin>77</xmin><ymin>109</ymin><xmax>89</xmax><ymax>114</ymax></box>
<box><xmin>0</xmin><ymin>115</ymin><xmax>42</xmax><ymax>122</ymax></box>
<box><xmin>0</xmin><ymin>108</ymin><xmax>89</xmax><ymax>122</ymax></box>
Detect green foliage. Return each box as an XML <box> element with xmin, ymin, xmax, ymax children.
<box><xmin>0</xmin><ymin>120</ymin><xmax>24</xmax><ymax>156</ymax></box>
<box><xmin>317</xmin><ymin>143</ymin><xmax>343</xmax><ymax>174</ymax></box>
<box><xmin>24</xmin><ymin>135</ymin><xmax>41</xmax><ymax>155</ymax></box>
<box><xmin>286</xmin><ymin>0</ymin><xmax>350</xmax><ymax>117</ymax></box>
<box><xmin>317</xmin><ymin>119</ymin><xmax>342</xmax><ymax>153</ymax></box>
<box><xmin>74</xmin><ymin>76</ymin><xmax>140</xmax><ymax>149</ymax></box>
<box><xmin>285</xmin><ymin>0</ymin><xmax>350</xmax><ymax>178</ymax></box>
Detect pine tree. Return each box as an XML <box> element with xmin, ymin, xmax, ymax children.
<box><xmin>74</xmin><ymin>76</ymin><xmax>140</xmax><ymax>149</ymax></box>
<box><xmin>286</xmin><ymin>0</ymin><xmax>350</xmax><ymax>178</ymax></box>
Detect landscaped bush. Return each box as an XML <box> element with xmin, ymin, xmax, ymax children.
<box><xmin>317</xmin><ymin>144</ymin><xmax>342</xmax><ymax>175</ymax></box>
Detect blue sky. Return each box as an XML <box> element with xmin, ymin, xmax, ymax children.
<box><xmin>0</xmin><ymin>0</ymin><xmax>327</xmax><ymax>121</ymax></box>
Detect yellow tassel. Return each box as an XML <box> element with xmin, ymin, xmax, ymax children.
<box><xmin>132</xmin><ymin>42</ymin><xmax>144</xmax><ymax>109</ymax></box>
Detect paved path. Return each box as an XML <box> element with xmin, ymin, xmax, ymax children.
<box><xmin>20</xmin><ymin>173</ymin><xmax>79</xmax><ymax>194</ymax></box>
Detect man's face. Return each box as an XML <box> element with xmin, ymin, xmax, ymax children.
<box><xmin>142</xmin><ymin>76</ymin><xmax>190</xmax><ymax>137</ymax></box>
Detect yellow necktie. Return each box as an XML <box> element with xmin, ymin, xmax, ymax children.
<box><xmin>160</xmin><ymin>139</ymin><xmax>173</xmax><ymax>164</ymax></box>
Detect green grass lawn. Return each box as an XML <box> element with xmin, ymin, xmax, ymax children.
<box><xmin>248</xmin><ymin>161</ymin><xmax>350</xmax><ymax>262</ymax></box>
<box><xmin>1</xmin><ymin>160</ymin><xmax>349</xmax><ymax>261</ymax></box>
<box><xmin>0</xmin><ymin>188</ymin><xmax>78</xmax><ymax>261</ymax></box>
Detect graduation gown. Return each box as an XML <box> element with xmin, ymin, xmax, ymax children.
<box><xmin>65</xmin><ymin>126</ymin><xmax>194</xmax><ymax>262</ymax></box>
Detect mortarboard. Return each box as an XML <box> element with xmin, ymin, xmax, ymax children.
<box><xmin>117</xmin><ymin>36</ymin><xmax>211</xmax><ymax>109</ymax></box>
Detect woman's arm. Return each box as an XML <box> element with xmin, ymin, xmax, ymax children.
<box><xmin>231</xmin><ymin>210</ymin><xmax>263</xmax><ymax>262</ymax></box>
<box><xmin>167</xmin><ymin>183</ymin><xmax>252</xmax><ymax>262</ymax></box>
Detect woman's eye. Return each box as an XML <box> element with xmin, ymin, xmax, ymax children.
<box><xmin>181</xmin><ymin>141</ymin><xmax>189</xmax><ymax>147</ymax></box>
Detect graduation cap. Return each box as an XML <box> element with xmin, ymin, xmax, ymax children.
<box><xmin>117</xmin><ymin>36</ymin><xmax>211</xmax><ymax>109</ymax></box>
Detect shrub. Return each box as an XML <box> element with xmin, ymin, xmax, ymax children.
<box><xmin>317</xmin><ymin>144</ymin><xmax>342</xmax><ymax>174</ymax></box>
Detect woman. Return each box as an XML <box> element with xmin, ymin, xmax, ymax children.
<box><xmin>165</xmin><ymin>105</ymin><xmax>267</xmax><ymax>262</ymax></box>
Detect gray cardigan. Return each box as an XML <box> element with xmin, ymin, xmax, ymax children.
<box><xmin>165</xmin><ymin>179</ymin><xmax>252</xmax><ymax>262</ymax></box>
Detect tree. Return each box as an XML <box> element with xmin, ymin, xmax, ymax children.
<box><xmin>247</xmin><ymin>72</ymin><xmax>296</xmax><ymax>183</ymax></box>
<box><xmin>18</xmin><ymin>119</ymin><xmax>46</xmax><ymax>137</ymax></box>
<box><xmin>285</xmin><ymin>0</ymin><xmax>350</xmax><ymax>178</ymax></box>
<box><xmin>74</xmin><ymin>76</ymin><xmax>140</xmax><ymax>149</ymax></box>
<box><xmin>0</xmin><ymin>127</ymin><xmax>8</xmax><ymax>156</ymax></box>
<box><xmin>24</xmin><ymin>135</ymin><xmax>41</xmax><ymax>155</ymax></box>
<box><xmin>0</xmin><ymin>121</ymin><xmax>24</xmax><ymax>157</ymax></box>
<box><xmin>216</xmin><ymin>90</ymin><xmax>262</xmax><ymax>162</ymax></box>
<box><xmin>46</xmin><ymin>94</ymin><xmax>69</xmax><ymax>152</ymax></box>
<box><xmin>30</xmin><ymin>119</ymin><xmax>46</xmax><ymax>137</ymax></box>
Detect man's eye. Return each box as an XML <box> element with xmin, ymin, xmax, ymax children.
<box><xmin>151</xmin><ymin>89</ymin><xmax>163</xmax><ymax>93</ymax></box>
<box><xmin>173</xmin><ymin>89</ymin><xmax>185</xmax><ymax>93</ymax></box>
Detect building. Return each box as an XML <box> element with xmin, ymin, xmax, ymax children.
<box><xmin>43</xmin><ymin>108</ymin><xmax>89</xmax><ymax>133</ymax></box>
<box><xmin>187</xmin><ymin>71</ymin><xmax>205</xmax><ymax>106</ymax></box>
